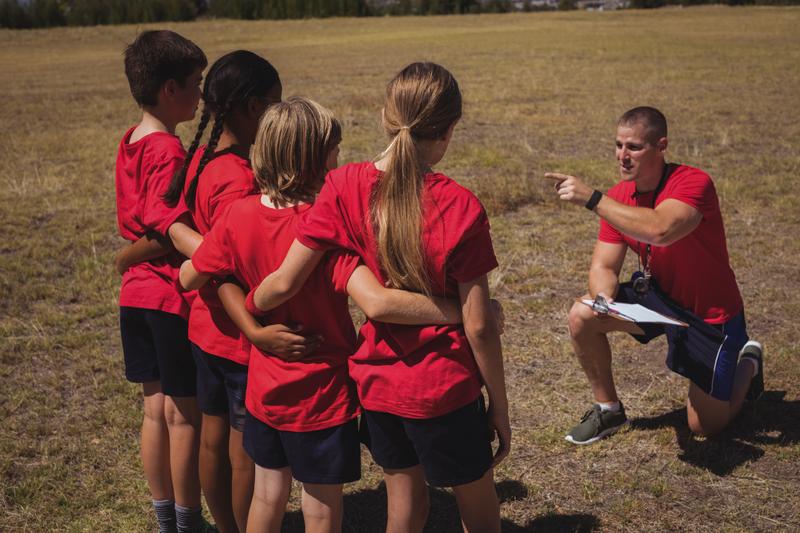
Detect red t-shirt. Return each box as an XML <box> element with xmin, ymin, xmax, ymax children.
<box><xmin>115</xmin><ymin>127</ymin><xmax>190</xmax><ymax>318</ymax></box>
<box><xmin>598</xmin><ymin>164</ymin><xmax>743</xmax><ymax>324</ymax></box>
<box><xmin>184</xmin><ymin>147</ymin><xmax>257</xmax><ymax>365</ymax></box>
<box><xmin>192</xmin><ymin>196</ymin><xmax>361</xmax><ymax>432</ymax></box>
<box><xmin>295</xmin><ymin>161</ymin><xmax>498</xmax><ymax>419</ymax></box>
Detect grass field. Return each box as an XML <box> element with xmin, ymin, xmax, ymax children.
<box><xmin>1</xmin><ymin>6</ymin><xmax>800</xmax><ymax>531</ymax></box>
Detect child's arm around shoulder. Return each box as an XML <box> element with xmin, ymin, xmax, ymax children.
<box><xmin>251</xmin><ymin>240</ymin><xmax>326</xmax><ymax>312</ymax></box>
<box><xmin>346</xmin><ymin>266</ymin><xmax>464</xmax><ymax>325</ymax></box>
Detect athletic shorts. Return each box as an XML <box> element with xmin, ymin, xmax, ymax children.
<box><xmin>191</xmin><ymin>344</ymin><xmax>248</xmax><ymax>432</ymax></box>
<box><xmin>359</xmin><ymin>396</ymin><xmax>493</xmax><ymax>488</ymax></box>
<box><xmin>615</xmin><ymin>280</ymin><xmax>749</xmax><ymax>401</ymax></box>
<box><xmin>243</xmin><ymin>412</ymin><xmax>360</xmax><ymax>485</ymax></box>
<box><xmin>119</xmin><ymin>307</ymin><xmax>196</xmax><ymax>397</ymax></box>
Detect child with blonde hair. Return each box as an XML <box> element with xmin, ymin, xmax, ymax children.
<box><xmin>248</xmin><ymin>63</ymin><xmax>510</xmax><ymax>532</ymax></box>
<box><xmin>180</xmin><ymin>96</ymin><xmax>469</xmax><ymax>532</ymax></box>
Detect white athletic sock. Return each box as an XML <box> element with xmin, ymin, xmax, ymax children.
<box><xmin>598</xmin><ymin>401</ymin><xmax>621</xmax><ymax>413</ymax></box>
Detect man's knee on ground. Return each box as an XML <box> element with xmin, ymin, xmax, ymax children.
<box><xmin>687</xmin><ymin>404</ymin><xmax>729</xmax><ymax>437</ymax></box>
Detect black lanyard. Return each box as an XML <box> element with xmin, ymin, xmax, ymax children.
<box><xmin>636</xmin><ymin>163</ymin><xmax>673</xmax><ymax>276</ymax></box>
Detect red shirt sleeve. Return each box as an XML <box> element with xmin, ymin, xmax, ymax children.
<box><xmin>296</xmin><ymin>175</ymin><xmax>352</xmax><ymax>251</ymax></box>
<box><xmin>324</xmin><ymin>252</ymin><xmax>362</xmax><ymax>294</ymax></box>
<box><xmin>191</xmin><ymin>214</ymin><xmax>235</xmax><ymax>278</ymax></box>
<box><xmin>663</xmin><ymin>168</ymin><xmax>715</xmax><ymax>217</ymax></box>
<box><xmin>598</xmin><ymin>219</ymin><xmax>625</xmax><ymax>244</ymax></box>
<box><xmin>245</xmin><ymin>288</ymin><xmax>265</xmax><ymax>317</ymax></box>
<box><xmin>597</xmin><ymin>182</ymin><xmax>627</xmax><ymax>244</ymax></box>
<box><xmin>142</xmin><ymin>151</ymin><xmax>189</xmax><ymax>237</ymax></box>
<box><xmin>448</xmin><ymin>208</ymin><xmax>499</xmax><ymax>283</ymax></box>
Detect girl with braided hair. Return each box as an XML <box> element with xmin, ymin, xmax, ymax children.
<box><xmin>246</xmin><ymin>62</ymin><xmax>510</xmax><ymax>532</ymax></box>
<box><xmin>171</xmin><ymin>50</ymin><xmax>281</xmax><ymax>533</ymax></box>
<box><xmin>122</xmin><ymin>50</ymin><xmax>284</xmax><ymax>532</ymax></box>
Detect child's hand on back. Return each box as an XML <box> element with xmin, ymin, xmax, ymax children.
<box><xmin>249</xmin><ymin>323</ymin><xmax>323</xmax><ymax>361</ymax></box>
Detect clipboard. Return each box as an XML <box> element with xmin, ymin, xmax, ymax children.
<box><xmin>578</xmin><ymin>298</ymin><xmax>688</xmax><ymax>327</ymax></box>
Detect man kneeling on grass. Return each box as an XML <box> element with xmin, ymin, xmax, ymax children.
<box><xmin>546</xmin><ymin>106</ymin><xmax>763</xmax><ymax>445</ymax></box>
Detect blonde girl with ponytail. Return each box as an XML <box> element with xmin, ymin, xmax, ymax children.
<box><xmin>248</xmin><ymin>63</ymin><xmax>510</xmax><ymax>531</ymax></box>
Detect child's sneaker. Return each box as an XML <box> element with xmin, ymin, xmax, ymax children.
<box><xmin>739</xmin><ymin>340</ymin><xmax>764</xmax><ymax>403</ymax></box>
<box><xmin>565</xmin><ymin>403</ymin><xmax>627</xmax><ymax>445</ymax></box>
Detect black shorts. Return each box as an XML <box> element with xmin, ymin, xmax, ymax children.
<box><xmin>359</xmin><ymin>396</ymin><xmax>493</xmax><ymax>488</ymax></box>
<box><xmin>243</xmin><ymin>412</ymin><xmax>360</xmax><ymax>485</ymax></box>
<box><xmin>119</xmin><ymin>306</ymin><xmax>196</xmax><ymax>397</ymax></box>
<box><xmin>191</xmin><ymin>344</ymin><xmax>248</xmax><ymax>432</ymax></box>
<box><xmin>615</xmin><ymin>280</ymin><xmax>749</xmax><ymax>401</ymax></box>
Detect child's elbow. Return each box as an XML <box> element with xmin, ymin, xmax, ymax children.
<box><xmin>359</xmin><ymin>299</ymin><xmax>390</xmax><ymax>321</ymax></box>
<box><xmin>465</xmin><ymin>316</ymin><xmax>499</xmax><ymax>341</ymax></box>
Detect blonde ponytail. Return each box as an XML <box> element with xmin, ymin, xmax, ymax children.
<box><xmin>372</xmin><ymin>62</ymin><xmax>462</xmax><ymax>295</ymax></box>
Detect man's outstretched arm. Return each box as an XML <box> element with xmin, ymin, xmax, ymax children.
<box><xmin>546</xmin><ymin>173</ymin><xmax>702</xmax><ymax>246</ymax></box>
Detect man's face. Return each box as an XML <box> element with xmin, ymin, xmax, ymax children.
<box><xmin>615</xmin><ymin>121</ymin><xmax>666</xmax><ymax>184</ymax></box>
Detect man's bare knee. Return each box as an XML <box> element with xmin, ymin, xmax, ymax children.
<box><xmin>568</xmin><ymin>299</ymin><xmax>596</xmax><ymax>339</ymax></box>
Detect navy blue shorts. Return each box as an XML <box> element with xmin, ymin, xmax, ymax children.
<box><xmin>119</xmin><ymin>307</ymin><xmax>196</xmax><ymax>397</ymax></box>
<box><xmin>243</xmin><ymin>412</ymin><xmax>360</xmax><ymax>484</ymax></box>
<box><xmin>615</xmin><ymin>280</ymin><xmax>749</xmax><ymax>401</ymax></box>
<box><xmin>191</xmin><ymin>344</ymin><xmax>248</xmax><ymax>432</ymax></box>
<box><xmin>359</xmin><ymin>396</ymin><xmax>493</xmax><ymax>488</ymax></box>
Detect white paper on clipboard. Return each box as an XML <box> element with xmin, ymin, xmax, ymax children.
<box><xmin>581</xmin><ymin>299</ymin><xmax>688</xmax><ymax>327</ymax></box>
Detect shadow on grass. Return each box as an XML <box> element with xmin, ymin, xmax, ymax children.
<box><xmin>281</xmin><ymin>479</ymin><xmax>600</xmax><ymax>532</ymax></box>
<box><xmin>629</xmin><ymin>390</ymin><xmax>800</xmax><ymax>476</ymax></box>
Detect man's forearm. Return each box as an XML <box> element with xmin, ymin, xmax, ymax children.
<box><xmin>594</xmin><ymin>196</ymin><xmax>664</xmax><ymax>245</ymax></box>
<box><xmin>588</xmin><ymin>266</ymin><xmax>620</xmax><ymax>299</ymax></box>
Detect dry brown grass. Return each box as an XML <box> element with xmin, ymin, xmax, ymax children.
<box><xmin>1</xmin><ymin>7</ymin><xmax>799</xmax><ymax>531</ymax></box>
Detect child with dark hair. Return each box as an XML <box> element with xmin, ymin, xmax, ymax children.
<box><xmin>162</xmin><ymin>50</ymin><xmax>282</xmax><ymax>533</ymax></box>
<box><xmin>115</xmin><ymin>29</ymin><xmax>210</xmax><ymax>533</ymax></box>
<box><xmin>179</xmin><ymin>96</ymin><xmax>470</xmax><ymax>532</ymax></box>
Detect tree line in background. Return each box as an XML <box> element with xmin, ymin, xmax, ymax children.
<box><xmin>1</xmin><ymin>0</ymin><xmax>798</xmax><ymax>28</ymax></box>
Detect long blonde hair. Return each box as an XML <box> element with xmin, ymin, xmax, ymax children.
<box><xmin>373</xmin><ymin>62</ymin><xmax>462</xmax><ymax>295</ymax></box>
<box><xmin>252</xmin><ymin>96</ymin><xmax>341</xmax><ymax>207</ymax></box>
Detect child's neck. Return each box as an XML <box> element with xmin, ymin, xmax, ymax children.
<box><xmin>260</xmin><ymin>194</ymin><xmax>310</xmax><ymax>210</ymax></box>
<box><xmin>217</xmin><ymin>126</ymin><xmax>252</xmax><ymax>153</ymax></box>
<box><xmin>131</xmin><ymin>109</ymin><xmax>178</xmax><ymax>142</ymax></box>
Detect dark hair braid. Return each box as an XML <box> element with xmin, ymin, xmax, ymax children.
<box><xmin>163</xmin><ymin>108</ymin><xmax>211</xmax><ymax>206</ymax></box>
<box><xmin>163</xmin><ymin>51</ymin><xmax>280</xmax><ymax>210</ymax></box>
<box><xmin>185</xmin><ymin>104</ymin><xmax>228</xmax><ymax>208</ymax></box>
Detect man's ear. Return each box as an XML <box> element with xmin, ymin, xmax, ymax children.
<box><xmin>657</xmin><ymin>136</ymin><xmax>669</xmax><ymax>153</ymax></box>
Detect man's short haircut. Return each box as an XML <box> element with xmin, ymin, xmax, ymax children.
<box><xmin>618</xmin><ymin>106</ymin><xmax>668</xmax><ymax>145</ymax></box>
<box><xmin>124</xmin><ymin>30</ymin><xmax>207</xmax><ymax>107</ymax></box>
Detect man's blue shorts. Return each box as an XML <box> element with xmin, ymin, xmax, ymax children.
<box><xmin>615</xmin><ymin>280</ymin><xmax>749</xmax><ymax>402</ymax></box>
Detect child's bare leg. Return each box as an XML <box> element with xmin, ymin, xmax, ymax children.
<box><xmin>229</xmin><ymin>427</ymin><xmax>255</xmax><ymax>532</ymax></box>
<box><xmin>199</xmin><ymin>413</ymin><xmax>237</xmax><ymax>532</ymax></box>
<box><xmin>450</xmin><ymin>469</ymin><xmax>500</xmax><ymax>533</ymax></box>
<box><xmin>300</xmin><ymin>483</ymin><xmax>343</xmax><ymax>533</ymax></box>
<box><xmin>142</xmin><ymin>381</ymin><xmax>174</xmax><ymax>500</ymax></box>
<box><xmin>384</xmin><ymin>466</ymin><xmax>429</xmax><ymax>533</ymax></box>
<box><xmin>164</xmin><ymin>395</ymin><xmax>202</xmax><ymax>508</ymax></box>
<box><xmin>247</xmin><ymin>465</ymin><xmax>291</xmax><ymax>533</ymax></box>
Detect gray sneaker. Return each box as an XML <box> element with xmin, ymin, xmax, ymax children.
<box><xmin>565</xmin><ymin>403</ymin><xmax>627</xmax><ymax>445</ymax></box>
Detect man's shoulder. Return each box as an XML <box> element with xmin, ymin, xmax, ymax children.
<box><xmin>669</xmin><ymin>163</ymin><xmax>712</xmax><ymax>185</ymax></box>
